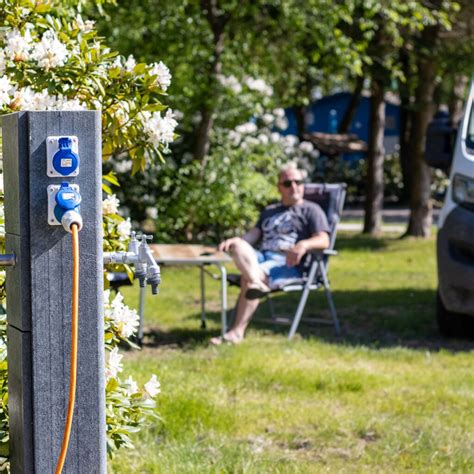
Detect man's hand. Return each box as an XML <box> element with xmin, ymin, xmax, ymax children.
<box><xmin>219</xmin><ymin>228</ymin><xmax>262</xmax><ymax>253</ymax></box>
<box><xmin>286</xmin><ymin>232</ymin><xmax>329</xmax><ymax>266</ymax></box>
<box><xmin>286</xmin><ymin>241</ymin><xmax>308</xmax><ymax>267</ymax></box>
<box><xmin>219</xmin><ymin>237</ymin><xmax>242</xmax><ymax>253</ymax></box>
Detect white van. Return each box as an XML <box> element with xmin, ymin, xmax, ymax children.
<box><xmin>426</xmin><ymin>77</ymin><xmax>474</xmax><ymax>336</ymax></box>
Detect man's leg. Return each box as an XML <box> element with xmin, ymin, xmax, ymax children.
<box><xmin>211</xmin><ymin>276</ymin><xmax>262</xmax><ymax>344</ymax></box>
<box><xmin>209</xmin><ymin>241</ymin><xmax>268</xmax><ymax>345</ymax></box>
<box><xmin>229</xmin><ymin>239</ymin><xmax>267</xmax><ymax>287</ymax></box>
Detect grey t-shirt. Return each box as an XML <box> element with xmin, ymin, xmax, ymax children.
<box><xmin>256</xmin><ymin>200</ymin><xmax>330</xmax><ymax>252</ymax></box>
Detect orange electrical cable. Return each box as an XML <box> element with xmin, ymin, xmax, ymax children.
<box><xmin>55</xmin><ymin>223</ymin><xmax>79</xmax><ymax>474</ymax></box>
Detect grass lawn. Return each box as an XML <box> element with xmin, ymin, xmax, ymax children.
<box><xmin>109</xmin><ymin>233</ymin><xmax>474</xmax><ymax>473</ymax></box>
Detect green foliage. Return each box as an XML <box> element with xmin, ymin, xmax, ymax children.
<box><xmin>103</xmin><ymin>289</ymin><xmax>160</xmax><ymax>454</ymax></box>
<box><xmin>109</xmin><ymin>108</ymin><xmax>322</xmax><ymax>242</ymax></box>
<box><xmin>0</xmin><ymin>0</ymin><xmax>176</xmax><ymax>171</ymax></box>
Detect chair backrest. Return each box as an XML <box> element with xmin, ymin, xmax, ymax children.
<box><xmin>303</xmin><ymin>183</ymin><xmax>347</xmax><ymax>250</ymax></box>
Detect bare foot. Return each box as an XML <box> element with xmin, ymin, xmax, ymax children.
<box><xmin>209</xmin><ymin>332</ymin><xmax>243</xmax><ymax>346</ymax></box>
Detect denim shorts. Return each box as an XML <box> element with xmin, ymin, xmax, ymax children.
<box><xmin>254</xmin><ymin>250</ymin><xmax>302</xmax><ymax>288</ymax></box>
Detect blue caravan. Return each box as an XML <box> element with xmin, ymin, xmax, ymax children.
<box><xmin>284</xmin><ymin>92</ymin><xmax>401</xmax><ymax>158</ymax></box>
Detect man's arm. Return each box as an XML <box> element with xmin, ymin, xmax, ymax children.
<box><xmin>285</xmin><ymin>231</ymin><xmax>330</xmax><ymax>267</ymax></box>
<box><xmin>219</xmin><ymin>227</ymin><xmax>261</xmax><ymax>252</ymax></box>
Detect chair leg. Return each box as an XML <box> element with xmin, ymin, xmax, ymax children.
<box><xmin>267</xmin><ymin>294</ymin><xmax>276</xmax><ymax>320</ymax></box>
<box><xmin>288</xmin><ymin>286</ymin><xmax>312</xmax><ymax>340</ymax></box>
<box><xmin>320</xmin><ymin>263</ymin><xmax>341</xmax><ymax>335</ymax></box>
<box><xmin>200</xmin><ymin>265</ymin><xmax>206</xmax><ymax>329</ymax></box>
<box><xmin>288</xmin><ymin>261</ymin><xmax>320</xmax><ymax>340</ymax></box>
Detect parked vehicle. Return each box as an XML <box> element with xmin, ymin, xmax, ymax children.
<box><xmin>425</xmin><ymin>77</ymin><xmax>474</xmax><ymax>337</ymax></box>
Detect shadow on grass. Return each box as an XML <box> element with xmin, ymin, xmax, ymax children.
<box><xmin>141</xmin><ymin>287</ymin><xmax>474</xmax><ymax>353</ymax></box>
<box><xmin>335</xmin><ymin>233</ymin><xmax>391</xmax><ymax>252</ymax></box>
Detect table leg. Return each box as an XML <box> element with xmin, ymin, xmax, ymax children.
<box><xmin>200</xmin><ymin>265</ymin><xmax>206</xmax><ymax>329</ymax></box>
<box><xmin>218</xmin><ymin>264</ymin><xmax>227</xmax><ymax>335</ymax></box>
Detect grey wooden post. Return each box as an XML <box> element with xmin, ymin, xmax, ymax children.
<box><xmin>2</xmin><ymin>111</ymin><xmax>106</xmax><ymax>473</ymax></box>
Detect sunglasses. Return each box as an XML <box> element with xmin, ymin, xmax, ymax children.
<box><xmin>280</xmin><ymin>179</ymin><xmax>304</xmax><ymax>188</ymax></box>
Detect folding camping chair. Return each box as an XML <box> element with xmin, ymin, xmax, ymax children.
<box><xmin>227</xmin><ymin>182</ymin><xmax>347</xmax><ymax>340</ymax></box>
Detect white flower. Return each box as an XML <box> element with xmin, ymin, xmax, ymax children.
<box><xmin>102</xmin><ymin>194</ymin><xmax>120</xmax><ymax>215</ymax></box>
<box><xmin>10</xmin><ymin>87</ymin><xmax>86</xmax><ymax>111</ymax></box>
<box><xmin>117</xmin><ymin>218</ymin><xmax>131</xmax><ymax>240</ymax></box>
<box><xmin>11</xmin><ymin>86</ymin><xmax>34</xmax><ymax>110</ymax></box>
<box><xmin>75</xmin><ymin>15</ymin><xmax>95</xmax><ymax>33</ymax></box>
<box><xmin>141</xmin><ymin>109</ymin><xmax>178</xmax><ymax>147</ymax></box>
<box><xmin>235</xmin><ymin>122</ymin><xmax>257</xmax><ymax>135</ymax></box>
<box><xmin>104</xmin><ymin>289</ymin><xmax>111</xmax><ymax>304</ymax></box>
<box><xmin>114</xmin><ymin>159</ymin><xmax>133</xmax><ymax>173</ymax></box>
<box><xmin>146</xmin><ymin>207</ymin><xmax>158</xmax><ymax>219</ymax></box>
<box><xmin>299</xmin><ymin>141</ymin><xmax>314</xmax><ymax>153</ymax></box>
<box><xmin>144</xmin><ymin>374</ymin><xmax>161</xmax><ymax>398</ymax></box>
<box><xmin>273</xmin><ymin>108</ymin><xmax>285</xmax><ymax>118</ymax></box>
<box><xmin>28</xmin><ymin>89</ymin><xmax>56</xmax><ymax>110</ymax></box>
<box><xmin>243</xmin><ymin>136</ymin><xmax>260</xmax><ymax>147</ymax></box>
<box><xmin>257</xmin><ymin>133</ymin><xmax>269</xmax><ymax>145</ymax></box>
<box><xmin>5</xmin><ymin>28</ymin><xmax>33</xmax><ymax>61</ymax></box>
<box><xmin>105</xmin><ymin>291</ymin><xmax>139</xmax><ymax>338</ymax></box>
<box><xmin>262</xmin><ymin>113</ymin><xmax>274</xmax><ymax>125</ymax></box>
<box><xmin>173</xmin><ymin>110</ymin><xmax>184</xmax><ymax>120</ymax></box>
<box><xmin>0</xmin><ymin>51</ymin><xmax>6</xmax><ymax>75</ymax></box>
<box><xmin>283</xmin><ymin>134</ymin><xmax>299</xmax><ymax>147</ymax></box>
<box><xmin>270</xmin><ymin>132</ymin><xmax>281</xmax><ymax>143</ymax></box>
<box><xmin>54</xmin><ymin>96</ymin><xmax>87</xmax><ymax>111</ymax></box>
<box><xmin>105</xmin><ymin>347</ymin><xmax>123</xmax><ymax>380</ymax></box>
<box><xmin>32</xmin><ymin>30</ymin><xmax>69</xmax><ymax>70</ymax></box>
<box><xmin>123</xmin><ymin>376</ymin><xmax>138</xmax><ymax>397</ymax></box>
<box><xmin>111</xmin><ymin>56</ymin><xmax>122</xmax><ymax>69</ymax></box>
<box><xmin>217</xmin><ymin>74</ymin><xmax>242</xmax><ymax>94</ymax></box>
<box><xmin>91</xmin><ymin>99</ymin><xmax>102</xmax><ymax>110</ymax></box>
<box><xmin>0</xmin><ymin>77</ymin><xmax>15</xmax><ymax>107</ymax></box>
<box><xmin>124</xmin><ymin>55</ymin><xmax>136</xmax><ymax>72</ymax></box>
<box><xmin>228</xmin><ymin>130</ymin><xmax>242</xmax><ymax>146</ymax></box>
<box><xmin>150</xmin><ymin>61</ymin><xmax>172</xmax><ymax>91</ymax></box>
<box><xmin>275</xmin><ymin>116</ymin><xmax>289</xmax><ymax>130</ymax></box>
<box><xmin>245</xmin><ymin>77</ymin><xmax>273</xmax><ymax>96</ymax></box>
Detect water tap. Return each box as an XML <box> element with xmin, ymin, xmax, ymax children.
<box><xmin>138</xmin><ymin>234</ymin><xmax>161</xmax><ymax>295</ymax></box>
<box><xmin>103</xmin><ymin>231</ymin><xmax>161</xmax><ymax>295</ymax></box>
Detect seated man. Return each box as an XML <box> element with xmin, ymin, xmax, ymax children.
<box><xmin>211</xmin><ymin>163</ymin><xmax>330</xmax><ymax>345</ymax></box>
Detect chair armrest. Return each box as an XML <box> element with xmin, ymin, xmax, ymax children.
<box><xmin>308</xmin><ymin>249</ymin><xmax>338</xmax><ymax>258</ymax></box>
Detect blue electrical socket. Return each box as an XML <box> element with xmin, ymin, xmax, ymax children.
<box><xmin>47</xmin><ymin>183</ymin><xmax>81</xmax><ymax>226</ymax></box>
<box><xmin>47</xmin><ymin>136</ymin><xmax>80</xmax><ymax>177</ymax></box>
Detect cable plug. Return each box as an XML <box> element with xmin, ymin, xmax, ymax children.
<box><xmin>61</xmin><ymin>210</ymin><xmax>83</xmax><ymax>233</ymax></box>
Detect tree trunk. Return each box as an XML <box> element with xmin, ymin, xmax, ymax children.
<box><xmin>338</xmin><ymin>75</ymin><xmax>364</xmax><ymax>134</ymax></box>
<box><xmin>194</xmin><ymin>0</ymin><xmax>228</xmax><ymax>165</ymax></box>
<box><xmin>363</xmin><ymin>79</ymin><xmax>385</xmax><ymax>234</ymax></box>
<box><xmin>398</xmin><ymin>49</ymin><xmax>412</xmax><ymax>204</ymax></box>
<box><xmin>399</xmin><ymin>103</ymin><xmax>413</xmax><ymax>204</ymax></box>
<box><xmin>294</xmin><ymin>104</ymin><xmax>306</xmax><ymax>139</ymax></box>
<box><xmin>448</xmin><ymin>74</ymin><xmax>469</xmax><ymax>126</ymax></box>
<box><xmin>194</xmin><ymin>106</ymin><xmax>215</xmax><ymax>164</ymax></box>
<box><xmin>405</xmin><ymin>26</ymin><xmax>440</xmax><ymax>238</ymax></box>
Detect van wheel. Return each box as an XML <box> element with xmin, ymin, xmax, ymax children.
<box><xmin>436</xmin><ymin>291</ymin><xmax>474</xmax><ymax>338</ymax></box>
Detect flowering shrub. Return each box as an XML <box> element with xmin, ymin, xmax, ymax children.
<box><xmin>0</xmin><ymin>0</ymin><xmax>178</xmax><ymax>469</ymax></box>
<box><xmin>103</xmin><ymin>289</ymin><xmax>160</xmax><ymax>453</ymax></box>
<box><xmin>0</xmin><ymin>2</ymin><xmax>178</xmax><ymax>172</ymax></box>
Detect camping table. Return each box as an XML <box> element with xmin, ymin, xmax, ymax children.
<box><xmin>147</xmin><ymin>244</ymin><xmax>232</xmax><ymax>338</ymax></box>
